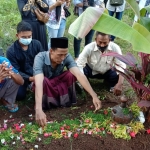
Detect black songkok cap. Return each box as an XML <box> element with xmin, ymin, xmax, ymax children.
<box><xmin>51</xmin><ymin>37</ymin><xmax>68</xmax><ymax>48</ymax></box>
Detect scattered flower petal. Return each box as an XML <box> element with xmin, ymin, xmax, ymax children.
<box><xmin>130</xmin><ymin>132</ymin><xmax>136</xmax><ymax>138</ymax></box>
<box><xmin>38</xmin><ymin>138</ymin><xmax>41</xmax><ymax>141</ymax></box>
<box><xmin>4</xmin><ymin>120</ymin><xmax>8</xmax><ymax>123</ymax></box>
<box><xmin>34</xmin><ymin>145</ymin><xmax>38</xmax><ymax>149</ymax></box>
<box><xmin>28</xmin><ymin>122</ymin><xmax>32</xmax><ymax>125</ymax></box>
<box><xmin>44</xmin><ymin>133</ymin><xmax>49</xmax><ymax>137</ymax></box>
<box><xmin>12</xmin><ymin>141</ymin><xmax>15</xmax><ymax>145</ymax></box>
<box><xmin>68</xmin><ymin>132</ymin><xmax>72</xmax><ymax>137</ymax></box>
<box><xmin>10</xmin><ymin>135</ymin><xmax>14</xmax><ymax>139</ymax></box>
<box><xmin>83</xmin><ymin>129</ymin><xmax>88</xmax><ymax>134</ymax></box>
<box><xmin>74</xmin><ymin>133</ymin><xmax>78</xmax><ymax>138</ymax></box>
<box><xmin>38</xmin><ymin>127</ymin><xmax>43</xmax><ymax>134</ymax></box>
<box><xmin>17</xmin><ymin>136</ymin><xmax>20</xmax><ymax>140</ymax></box>
<box><xmin>4</xmin><ymin>124</ymin><xmax>7</xmax><ymax>129</ymax></box>
<box><xmin>29</xmin><ymin>114</ymin><xmax>32</xmax><ymax>117</ymax></box>
<box><xmin>146</xmin><ymin>129</ymin><xmax>150</xmax><ymax>134</ymax></box>
<box><xmin>1</xmin><ymin>139</ymin><xmax>5</xmax><ymax>144</ymax></box>
<box><xmin>20</xmin><ymin>123</ymin><xmax>25</xmax><ymax>128</ymax></box>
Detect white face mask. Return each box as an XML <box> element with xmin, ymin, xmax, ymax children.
<box><xmin>19</xmin><ymin>37</ymin><xmax>32</xmax><ymax>46</ymax></box>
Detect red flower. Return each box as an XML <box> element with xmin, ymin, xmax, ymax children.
<box><xmin>104</xmin><ymin>110</ymin><xmax>108</xmax><ymax>115</ymax></box>
<box><xmin>146</xmin><ymin>129</ymin><xmax>150</xmax><ymax>134</ymax></box>
<box><xmin>74</xmin><ymin>133</ymin><xmax>79</xmax><ymax>138</ymax></box>
<box><xmin>85</xmin><ymin>119</ymin><xmax>90</xmax><ymax>123</ymax></box>
<box><xmin>16</xmin><ymin>126</ymin><xmax>21</xmax><ymax>132</ymax></box>
<box><xmin>44</xmin><ymin>133</ymin><xmax>49</xmax><ymax>137</ymax></box>
<box><xmin>60</xmin><ymin>127</ymin><xmax>64</xmax><ymax>130</ymax></box>
<box><xmin>62</xmin><ymin>131</ymin><xmax>67</xmax><ymax>136</ymax></box>
<box><xmin>130</xmin><ymin>132</ymin><xmax>136</xmax><ymax>138</ymax></box>
<box><xmin>65</xmin><ymin>125</ymin><xmax>70</xmax><ymax>130</ymax></box>
<box><xmin>14</xmin><ymin>124</ymin><xmax>19</xmax><ymax>127</ymax></box>
<box><xmin>100</xmin><ymin>127</ymin><xmax>104</xmax><ymax>131</ymax></box>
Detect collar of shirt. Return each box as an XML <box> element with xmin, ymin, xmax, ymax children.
<box><xmin>93</xmin><ymin>41</ymin><xmax>113</xmax><ymax>53</ymax></box>
<box><xmin>44</xmin><ymin>51</ymin><xmax>64</xmax><ymax>66</ymax></box>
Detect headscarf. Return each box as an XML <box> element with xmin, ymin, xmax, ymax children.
<box><xmin>23</xmin><ymin>0</ymin><xmax>48</xmax><ymax>11</ymax></box>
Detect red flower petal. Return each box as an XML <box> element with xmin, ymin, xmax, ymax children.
<box><xmin>146</xmin><ymin>129</ymin><xmax>150</xmax><ymax>134</ymax></box>
<box><xmin>74</xmin><ymin>133</ymin><xmax>78</xmax><ymax>138</ymax></box>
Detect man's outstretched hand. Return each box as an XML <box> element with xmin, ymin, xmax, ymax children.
<box><xmin>35</xmin><ymin>109</ymin><xmax>47</xmax><ymax>127</ymax></box>
<box><xmin>114</xmin><ymin>83</ymin><xmax>122</xmax><ymax>96</ymax></box>
<box><xmin>93</xmin><ymin>97</ymin><xmax>102</xmax><ymax>112</ymax></box>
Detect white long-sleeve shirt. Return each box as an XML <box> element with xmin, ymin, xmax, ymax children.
<box><xmin>76</xmin><ymin>41</ymin><xmax>126</xmax><ymax>75</ymax></box>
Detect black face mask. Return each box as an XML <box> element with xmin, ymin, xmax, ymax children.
<box><xmin>97</xmin><ymin>45</ymin><xmax>108</xmax><ymax>53</ymax></box>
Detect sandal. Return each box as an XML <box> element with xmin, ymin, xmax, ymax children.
<box><xmin>4</xmin><ymin>104</ymin><xmax>19</xmax><ymax>113</ymax></box>
<box><xmin>1</xmin><ymin>99</ymin><xmax>19</xmax><ymax>113</ymax></box>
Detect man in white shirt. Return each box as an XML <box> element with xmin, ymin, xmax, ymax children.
<box><xmin>76</xmin><ymin>31</ymin><xmax>126</xmax><ymax>96</ymax></box>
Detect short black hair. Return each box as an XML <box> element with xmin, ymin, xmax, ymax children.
<box><xmin>96</xmin><ymin>31</ymin><xmax>111</xmax><ymax>38</ymax></box>
<box><xmin>17</xmin><ymin>21</ymin><xmax>32</xmax><ymax>33</ymax></box>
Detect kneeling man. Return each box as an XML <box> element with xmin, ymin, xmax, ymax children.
<box><xmin>77</xmin><ymin>32</ymin><xmax>126</xmax><ymax>96</ymax></box>
<box><xmin>33</xmin><ymin>37</ymin><xmax>102</xmax><ymax>126</ymax></box>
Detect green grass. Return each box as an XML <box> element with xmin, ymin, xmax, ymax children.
<box><xmin>0</xmin><ymin>1</ymin><xmax>136</xmax><ymax>57</ymax></box>
<box><xmin>0</xmin><ymin>1</ymin><xmax>137</xmax><ymax>99</ymax></box>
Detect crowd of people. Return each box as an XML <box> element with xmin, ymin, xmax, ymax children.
<box><xmin>1</xmin><ymin>0</ymin><xmax>147</xmax><ymax>127</ymax></box>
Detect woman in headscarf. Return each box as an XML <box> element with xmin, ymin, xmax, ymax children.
<box><xmin>17</xmin><ymin>0</ymin><xmax>49</xmax><ymax>51</ymax></box>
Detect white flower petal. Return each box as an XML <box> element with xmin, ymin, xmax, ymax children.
<box><xmin>1</xmin><ymin>139</ymin><xmax>5</xmax><ymax>144</ymax></box>
<box><xmin>34</xmin><ymin>145</ymin><xmax>38</xmax><ymax>149</ymax></box>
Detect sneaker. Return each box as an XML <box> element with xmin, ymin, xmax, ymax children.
<box><xmin>109</xmin><ymin>87</ymin><xmax>114</xmax><ymax>93</ymax></box>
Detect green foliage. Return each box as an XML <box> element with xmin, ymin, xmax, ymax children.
<box><xmin>0</xmin><ymin>0</ymin><xmax>21</xmax><ymax>52</ymax></box>
<box><xmin>129</xmin><ymin>102</ymin><xmax>140</xmax><ymax>117</ymax></box>
<box><xmin>122</xmin><ymin>108</ymin><xmax>130</xmax><ymax>115</ymax></box>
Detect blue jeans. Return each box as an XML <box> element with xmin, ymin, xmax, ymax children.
<box><xmin>108</xmin><ymin>10</ymin><xmax>123</xmax><ymax>41</ymax></box>
<box><xmin>47</xmin><ymin>18</ymin><xmax>66</xmax><ymax>50</ymax></box>
<box><xmin>74</xmin><ymin>29</ymin><xmax>95</xmax><ymax>58</ymax></box>
<box><xmin>83</xmin><ymin>64</ymin><xmax>119</xmax><ymax>87</ymax></box>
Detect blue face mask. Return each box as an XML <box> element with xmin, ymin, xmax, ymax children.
<box><xmin>19</xmin><ymin>38</ymin><xmax>32</xmax><ymax>46</ymax></box>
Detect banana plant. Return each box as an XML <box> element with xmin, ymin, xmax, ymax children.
<box><xmin>69</xmin><ymin>2</ymin><xmax>150</xmax><ymax>54</ymax></box>
<box><xmin>68</xmin><ymin>2</ymin><xmax>150</xmax><ymax>108</ymax></box>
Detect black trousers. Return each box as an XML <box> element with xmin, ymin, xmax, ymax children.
<box><xmin>83</xmin><ymin>64</ymin><xmax>119</xmax><ymax>87</ymax></box>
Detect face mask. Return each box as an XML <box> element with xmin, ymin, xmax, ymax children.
<box><xmin>97</xmin><ymin>45</ymin><xmax>108</xmax><ymax>53</ymax></box>
<box><xmin>19</xmin><ymin>38</ymin><xmax>32</xmax><ymax>46</ymax></box>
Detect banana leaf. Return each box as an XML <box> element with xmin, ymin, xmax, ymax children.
<box><xmin>126</xmin><ymin>0</ymin><xmax>140</xmax><ymax>19</ymax></box>
<box><xmin>132</xmin><ymin>22</ymin><xmax>150</xmax><ymax>41</ymax></box>
<box><xmin>140</xmin><ymin>5</ymin><xmax>150</xmax><ymax>17</ymax></box>
<box><xmin>139</xmin><ymin>17</ymin><xmax>150</xmax><ymax>32</ymax></box>
<box><xmin>137</xmin><ymin>5</ymin><xmax>150</xmax><ymax>31</ymax></box>
<box><xmin>69</xmin><ymin>7</ymin><xmax>150</xmax><ymax>54</ymax></box>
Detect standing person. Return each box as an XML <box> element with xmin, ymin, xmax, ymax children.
<box><xmin>7</xmin><ymin>21</ymin><xmax>44</xmax><ymax>100</ymax></box>
<box><xmin>76</xmin><ymin>32</ymin><xmax>126</xmax><ymax>95</ymax></box>
<box><xmin>106</xmin><ymin>0</ymin><xmax>126</xmax><ymax>41</ymax></box>
<box><xmin>0</xmin><ymin>56</ymin><xmax>24</xmax><ymax>112</ymax></box>
<box><xmin>73</xmin><ymin>0</ymin><xmax>101</xmax><ymax>60</ymax></box>
<box><xmin>17</xmin><ymin>0</ymin><xmax>49</xmax><ymax>51</ymax></box>
<box><xmin>46</xmin><ymin>0</ymin><xmax>71</xmax><ymax>49</ymax></box>
<box><xmin>33</xmin><ymin>37</ymin><xmax>101</xmax><ymax>126</ymax></box>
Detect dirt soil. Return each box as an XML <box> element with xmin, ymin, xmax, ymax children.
<box><xmin>0</xmin><ymin>81</ymin><xmax>150</xmax><ymax>150</ymax></box>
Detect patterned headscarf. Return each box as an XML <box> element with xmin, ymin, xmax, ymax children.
<box><xmin>23</xmin><ymin>0</ymin><xmax>48</xmax><ymax>11</ymax></box>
